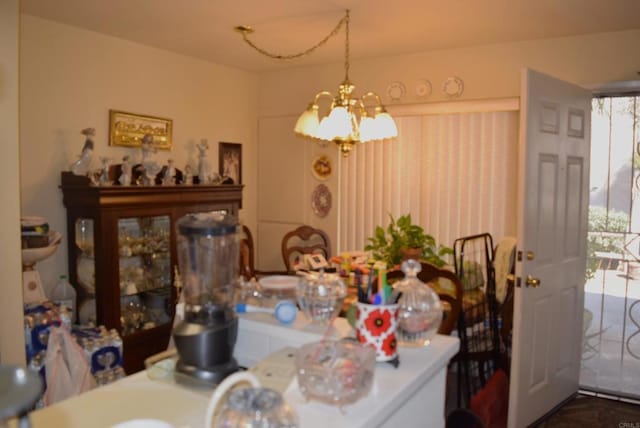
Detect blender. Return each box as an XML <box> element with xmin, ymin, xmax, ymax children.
<box><xmin>173</xmin><ymin>212</ymin><xmax>240</xmax><ymax>384</ymax></box>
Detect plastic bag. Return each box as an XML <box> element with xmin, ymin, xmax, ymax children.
<box><xmin>43</xmin><ymin>326</ymin><xmax>96</xmax><ymax>405</ymax></box>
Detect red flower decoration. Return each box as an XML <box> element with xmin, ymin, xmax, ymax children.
<box><xmin>356</xmin><ymin>329</ymin><xmax>366</xmax><ymax>344</ymax></box>
<box><xmin>381</xmin><ymin>333</ymin><xmax>397</xmax><ymax>357</ymax></box>
<box><xmin>364</xmin><ymin>309</ymin><xmax>391</xmax><ymax>337</ymax></box>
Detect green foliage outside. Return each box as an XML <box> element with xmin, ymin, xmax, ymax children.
<box><xmin>586</xmin><ymin>206</ymin><xmax>628</xmax><ymax>279</ymax></box>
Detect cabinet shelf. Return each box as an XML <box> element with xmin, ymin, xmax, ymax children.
<box><xmin>60</xmin><ymin>171</ymin><xmax>243</xmax><ymax>373</ymax></box>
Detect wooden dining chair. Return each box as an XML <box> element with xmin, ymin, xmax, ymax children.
<box><xmin>239</xmin><ymin>224</ymin><xmax>256</xmax><ymax>280</ymax></box>
<box><xmin>280</xmin><ymin>225</ymin><xmax>331</xmax><ymax>273</ymax></box>
<box><xmin>239</xmin><ymin>225</ymin><xmax>288</xmax><ymax>280</ymax></box>
<box><xmin>386</xmin><ymin>261</ymin><xmax>463</xmax><ymax>336</ymax></box>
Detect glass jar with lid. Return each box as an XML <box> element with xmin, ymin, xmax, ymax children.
<box><xmin>395</xmin><ymin>259</ymin><xmax>442</xmax><ymax>346</ymax></box>
<box><xmin>297</xmin><ymin>270</ymin><xmax>347</xmax><ymax>324</ymax></box>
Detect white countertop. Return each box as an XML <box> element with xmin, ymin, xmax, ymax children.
<box><xmin>26</xmin><ymin>313</ymin><xmax>459</xmax><ymax>428</ymax></box>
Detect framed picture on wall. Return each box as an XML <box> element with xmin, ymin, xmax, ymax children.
<box><xmin>108</xmin><ymin>110</ymin><xmax>173</xmax><ymax>150</ymax></box>
<box><xmin>218</xmin><ymin>142</ymin><xmax>242</xmax><ymax>185</ymax></box>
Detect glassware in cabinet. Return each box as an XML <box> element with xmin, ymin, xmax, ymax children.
<box><xmin>118</xmin><ymin>215</ymin><xmax>172</xmax><ymax>336</ymax></box>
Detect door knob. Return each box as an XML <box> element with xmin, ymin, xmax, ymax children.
<box><xmin>526</xmin><ymin>275</ymin><xmax>541</xmax><ymax>287</ymax></box>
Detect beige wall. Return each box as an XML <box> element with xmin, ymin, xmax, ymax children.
<box><xmin>19</xmin><ymin>16</ymin><xmax>259</xmax><ymax>298</ymax></box>
<box><xmin>257</xmin><ymin>116</ymin><xmax>339</xmax><ymax>270</ymax></box>
<box><xmin>255</xmin><ymin>29</ymin><xmax>640</xmax><ymax>269</ymax></box>
<box><xmin>0</xmin><ymin>0</ymin><xmax>26</xmax><ymax>364</ymax></box>
<box><xmin>259</xmin><ymin>29</ymin><xmax>640</xmax><ymax>117</ymax></box>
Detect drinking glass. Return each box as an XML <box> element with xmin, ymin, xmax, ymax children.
<box><xmin>75</xmin><ymin>218</ymin><xmax>94</xmax><ymax>256</ymax></box>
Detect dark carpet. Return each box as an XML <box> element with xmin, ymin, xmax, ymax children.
<box><xmin>534</xmin><ymin>395</ymin><xmax>640</xmax><ymax>428</ymax></box>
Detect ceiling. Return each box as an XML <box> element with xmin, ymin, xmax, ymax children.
<box><xmin>20</xmin><ymin>0</ymin><xmax>640</xmax><ymax>73</ymax></box>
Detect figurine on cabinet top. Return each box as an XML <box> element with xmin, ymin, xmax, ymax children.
<box><xmin>142</xmin><ymin>162</ymin><xmax>161</xmax><ymax>186</ymax></box>
<box><xmin>162</xmin><ymin>159</ymin><xmax>176</xmax><ymax>185</ymax></box>
<box><xmin>183</xmin><ymin>164</ymin><xmax>193</xmax><ymax>185</ymax></box>
<box><xmin>140</xmin><ymin>133</ymin><xmax>156</xmax><ymax>164</ymax></box>
<box><xmin>119</xmin><ymin>155</ymin><xmax>132</xmax><ymax>186</ymax></box>
<box><xmin>70</xmin><ymin>127</ymin><xmax>96</xmax><ymax>176</ymax></box>
<box><xmin>99</xmin><ymin>157</ymin><xmax>113</xmax><ymax>186</ymax></box>
<box><xmin>138</xmin><ymin>133</ymin><xmax>161</xmax><ymax>186</ymax></box>
<box><xmin>197</xmin><ymin>139</ymin><xmax>212</xmax><ymax>184</ymax></box>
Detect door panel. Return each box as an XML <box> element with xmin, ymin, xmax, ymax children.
<box><xmin>538</xmin><ymin>154</ymin><xmax>559</xmax><ymax>263</ymax></box>
<box><xmin>530</xmin><ymin>296</ymin><xmax>552</xmax><ymax>389</ymax></box>
<box><xmin>509</xmin><ymin>68</ymin><xmax>591</xmax><ymax>427</ymax></box>
<box><xmin>565</xmin><ymin>158</ymin><xmax>583</xmax><ymax>254</ymax></box>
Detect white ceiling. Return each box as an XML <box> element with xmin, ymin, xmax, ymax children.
<box><xmin>20</xmin><ymin>0</ymin><xmax>640</xmax><ymax>73</ymax></box>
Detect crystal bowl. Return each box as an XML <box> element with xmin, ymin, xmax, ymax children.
<box><xmin>295</xmin><ymin>339</ymin><xmax>375</xmax><ymax>408</ymax></box>
<box><xmin>297</xmin><ymin>272</ymin><xmax>346</xmax><ymax>324</ymax></box>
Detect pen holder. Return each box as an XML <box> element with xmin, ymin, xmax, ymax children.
<box><xmin>355</xmin><ymin>302</ymin><xmax>398</xmax><ymax>362</ymax></box>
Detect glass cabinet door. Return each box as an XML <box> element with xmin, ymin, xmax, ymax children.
<box><xmin>75</xmin><ymin>217</ymin><xmax>96</xmax><ymax>325</ymax></box>
<box><xmin>118</xmin><ymin>215</ymin><xmax>171</xmax><ymax>336</ymax></box>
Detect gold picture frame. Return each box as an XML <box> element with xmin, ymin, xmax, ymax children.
<box><xmin>109</xmin><ymin>110</ymin><xmax>173</xmax><ymax>150</ymax></box>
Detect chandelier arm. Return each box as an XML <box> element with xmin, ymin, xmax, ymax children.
<box><xmin>362</xmin><ymin>91</ymin><xmax>383</xmax><ymax>107</ymax></box>
<box><xmin>313</xmin><ymin>91</ymin><xmax>335</xmax><ymax>105</ymax></box>
<box><xmin>237</xmin><ymin>11</ymin><xmax>349</xmax><ymax>60</ymax></box>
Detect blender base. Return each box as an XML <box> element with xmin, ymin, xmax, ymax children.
<box><xmin>175</xmin><ymin>357</ymin><xmax>239</xmax><ymax>386</ymax></box>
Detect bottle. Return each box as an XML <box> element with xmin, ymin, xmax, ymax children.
<box><xmin>395</xmin><ymin>260</ymin><xmax>443</xmax><ymax>347</ymax></box>
<box><xmin>51</xmin><ymin>275</ymin><xmax>77</xmax><ymax>324</ymax></box>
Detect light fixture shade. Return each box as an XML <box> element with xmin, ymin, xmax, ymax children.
<box><xmin>294</xmin><ymin>106</ymin><xmax>320</xmax><ymax>138</ymax></box>
<box><xmin>374</xmin><ymin>112</ymin><xmax>398</xmax><ymax>139</ymax></box>
<box><xmin>359</xmin><ymin>115</ymin><xmax>376</xmax><ymax>143</ymax></box>
<box><xmin>317</xmin><ymin>106</ymin><xmax>353</xmax><ymax>140</ymax></box>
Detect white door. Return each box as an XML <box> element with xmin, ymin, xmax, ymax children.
<box><xmin>508</xmin><ymin>68</ymin><xmax>592</xmax><ymax>427</ymax></box>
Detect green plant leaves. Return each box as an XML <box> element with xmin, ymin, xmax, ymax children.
<box><xmin>364</xmin><ymin>213</ymin><xmax>452</xmax><ymax>267</ymax></box>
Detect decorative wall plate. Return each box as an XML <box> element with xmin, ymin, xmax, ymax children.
<box><xmin>386</xmin><ymin>81</ymin><xmax>406</xmax><ymax>102</ymax></box>
<box><xmin>415</xmin><ymin>79</ymin><xmax>432</xmax><ymax>99</ymax></box>
<box><xmin>442</xmin><ymin>76</ymin><xmax>464</xmax><ymax>98</ymax></box>
<box><xmin>311</xmin><ymin>184</ymin><xmax>332</xmax><ymax>218</ymax></box>
<box><xmin>311</xmin><ymin>155</ymin><xmax>332</xmax><ymax>180</ymax></box>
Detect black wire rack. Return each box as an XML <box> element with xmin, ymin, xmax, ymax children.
<box><xmin>453</xmin><ymin>232</ymin><xmax>503</xmax><ymax>408</ymax></box>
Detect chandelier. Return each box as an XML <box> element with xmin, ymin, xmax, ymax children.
<box><xmin>236</xmin><ymin>10</ymin><xmax>397</xmax><ymax>157</ymax></box>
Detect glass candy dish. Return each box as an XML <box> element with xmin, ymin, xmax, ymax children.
<box><xmin>295</xmin><ymin>339</ymin><xmax>375</xmax><ymax>410</ymax></box>
<box><xmin>296</xmin><ymin>271</ymin><xmax>346</xmax><ymax>324</ymax></box>
<box><xmin>215</xmin><ymin>387</ymin><xmax>298</xmax><ymax>427</ymax></box>
<box><xmin>395</xmin><ymin>259</ymin><xmax>443</xmax><ymax>347</ymax></box>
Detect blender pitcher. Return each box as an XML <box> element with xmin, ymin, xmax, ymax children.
<box><xmin>173</xmin><ymin>212</ymin><xmax>240</xmax><ymax>384</ymax></box>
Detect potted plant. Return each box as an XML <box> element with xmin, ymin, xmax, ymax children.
<box><xmin>364</xmin><ymin>214</ymin><xmax>452</xmax><ymax>268</ymax></box>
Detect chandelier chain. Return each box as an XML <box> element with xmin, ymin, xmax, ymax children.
<box><xmin>238</xmin><ymin>10</ymin><xmax>349</xmax><ymax>61</ymax></box>
<box><xmin>344</xmin><ymin>10</ymin><xmax>350</xmax><ymax>80</ymax></box>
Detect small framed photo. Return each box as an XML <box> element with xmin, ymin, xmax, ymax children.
<box><xmin>305</xmin><ymin>253</ymin><xmax>329</xmax><ymax>270</ymax></box>
<box><xmin>218</xmin><ymin>142</ymin><xmax>242</xmax><ymax>185</ymax></box>
<box><xmin>292</xmin><ymin>255</ymin><xmax>306</xmax><ymax>271</ymax></box>
<box><xmin>109</xmin><ymin>110</ymin><xmax>173</xmax><ymax>150</ymax></box>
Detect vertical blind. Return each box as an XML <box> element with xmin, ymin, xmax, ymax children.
<box><xmin>338</xmin><ymin>108</ymin><xmax>519</xmax><ymax>255</ymax></box>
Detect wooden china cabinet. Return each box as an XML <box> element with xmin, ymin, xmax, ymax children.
<box><xmin>60</xmin><ymin>172</ymin><xmax>243</xmax><ymax>373</ymax></box>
